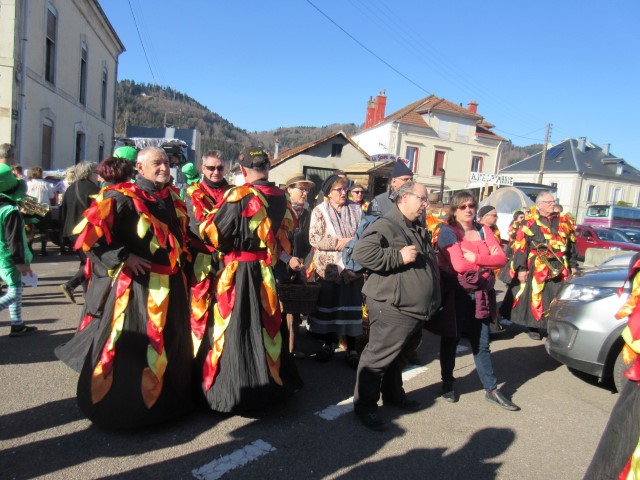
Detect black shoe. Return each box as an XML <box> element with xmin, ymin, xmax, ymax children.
<box><xmin>485</xmin><ymin>389</ymin><xmax>520</xmax><ymax>411</ymax></box>
<box><xmin>315</xmin><ymin>343</ymin><xmax>334</xmax><ymax>362</ymax></box>
<box><xmin>441</xmin><ymin>382</ymin><xmax>457</xmax><ymax>403</ymax></box>
<box><xmin>9</xmin><ymin>324</ymin><xmax>37</xmax><ymax>337</ymax></box>
<box><xmin>346</xmin><ymin>350</ymin><xmax>360</xmax><ymax>369</ymax></box>
<box><xmin>406</xmin><ymin>350</ymin><xmax>421</xmax><ymax>365</ymax></box>
<box><xmin>384</xmin><ymin>398</ymin><xmax>423</xmax><ymax>411</ymax></box>
<box><xmin>355</xmin><ymin>411</ymin><xmax>387</xmax><ymax>431</ymax></box>
<box><xmin>59</xmin><ymin>284</ymin><xmax>76</xmax><ymax>304</ymax></box>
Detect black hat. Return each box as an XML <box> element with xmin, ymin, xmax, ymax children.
<box><xmin>238</xmin><ymin>146</ymin><xmax>270</xmax><ymax>169</ymax></box>
<box><xmin>478</xmin><ymin>205</ymin><xmax>496</xmax><ymax>219</ymax></box>
<box><xmin>390</xmin><ymin>160</ymin><xmax>413</xmax><ymax>178</ymax></box>
<box><xmin>321</xmin><ymin>174</ymin><xmax>342</xmax><ymax>196</ymax></box>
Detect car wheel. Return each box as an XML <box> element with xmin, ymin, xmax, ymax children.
<box><xmin>613</xmin><ymin>349</ymin><xmax>635</xmax><ymax>393</ymax></box>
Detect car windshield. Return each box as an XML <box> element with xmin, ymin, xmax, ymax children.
<box><xmin>596</xmin><ymin>228</ymin><xmax>631</xmax><ymax>242</ymax></box>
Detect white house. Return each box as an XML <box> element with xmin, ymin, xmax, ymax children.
<box><xmin>0</xmin><ymin>0</ymin><xmax>124</xmax><ymax>169</ymax></box>
<box><xmin>353</xmin><ymin>92</ymin><xmax>505</xmax><ymax>194</ymax></box>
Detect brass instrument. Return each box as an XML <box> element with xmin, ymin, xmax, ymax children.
<box><xmin>531</xmin><ymin>241</ymin><xmax>564</xmax><ymax>279</ymax></box>
<box><xmin>19</xmin><ymin>196</ymin><xmax>50</xmax><ymax>217</ymax></box>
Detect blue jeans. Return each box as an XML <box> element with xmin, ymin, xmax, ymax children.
<box><xmin>440</xmin><ymin>317</ymin><xmax>497</xmax><ymax>392</ymax></box>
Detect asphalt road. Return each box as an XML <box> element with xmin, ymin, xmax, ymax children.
<box><xmin>0</xmin><ymin>250</ymin><xmax>618</xmax><ymax>479</ymax></box>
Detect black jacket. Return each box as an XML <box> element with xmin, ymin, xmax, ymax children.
<box><xmin>60</xmin><ymin>179</ymin><xmax>100</xmax><ymax>239</ymax></box>
<box><xmin>353</xmin><ymin>205</ymin><xmax>440</xmax><ymax>320</ymax></box>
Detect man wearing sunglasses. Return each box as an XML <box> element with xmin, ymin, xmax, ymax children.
<box><xmin>184</xmin><ymin>150</ymin><xmax>232</xmax><ymax>364</ymax></box>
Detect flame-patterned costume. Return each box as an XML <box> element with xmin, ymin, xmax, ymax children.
<box><xmin>509</xmin><ymin>209</ymin><xmax>577</xmax><ymax>329</ymax></box>
<box><xmin>586</xmin><ymin>253</ymin><xmax>640</xmax><ymax>479</ymax></box>
<box><xmin>70</xmin><ymin>178</ymin><xmax>194</xmax><ymax>429</ymax></box>
<box><xmin>197</xmin><ymin>180</ymin><xmax>303</xmax><ymax>412</ymax></box>
<box><xmin>183</xmin><ymin>178</ymin><xmax>230</xmax><ymax>360</ymax></box>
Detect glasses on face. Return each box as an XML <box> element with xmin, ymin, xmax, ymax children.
<box><xmin>204</xmin><ymin>165</ymin><xmax>224</xmax><ymax>172</ymax></box>
<box><xmin>351</xmin><ymin>190</ymin><xmax>364</xmax><ymax>195</ymax></box>
<box><xmin>407</xmin><ymin>192</ymin><xmax>428</xmax><ymax>203</ymax></box>
<box><xmin>292</xmin><ymin>186</ymin><xmax>310</xmax><ymax>194</ymax></box>
<box><xmin>457</xmin><ymin>202</ymin><xmax>477</xmax><ymax>211</ymax></box>
<box><xmin>332</xmin><ymin>187</ymin><xmax>348</xmax><ymax>193</ymax></box>
<box><xmin>540</xmin><ymin>200</ymin><xmax>556</xmax><ymax>204</ymax></box>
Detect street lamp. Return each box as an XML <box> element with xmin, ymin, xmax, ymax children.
<box><xmin>439</xmin><ymin>168</ymin><xmax>446</xmax><ymax>203</ymax></box>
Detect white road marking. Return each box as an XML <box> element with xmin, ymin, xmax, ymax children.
<box><xmin>314</xmin><ymin>365</ymin><xmax>430</xmax><ymax>421</ymax></box>
<box><xmin>192</xmin><ymin>439</ymin><xmax>275</xmax><ymax>480</ymax></box>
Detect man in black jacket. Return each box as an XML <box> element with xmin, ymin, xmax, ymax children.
<box><xmin>352</xmin><ymin>181</ymin><xmax>440</xmax><ymax>431</ymax></box>
<box><xmin>59</xmin><ymin>161</ymin><xmax>99</xmax><ymax>303</ymax></box>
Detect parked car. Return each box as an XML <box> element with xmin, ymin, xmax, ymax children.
<box><xmin>610</xmin><ymin>226</ymin><xmax>640</xmax><ymax>244</ymax></box>
<box><xmin>546</xmin><ymin>259</ymin><xmax>635</xmax><ymax>392</ymax></box>
<box><xmin>575</xmin><ymin>224</ymin><xmax>640</xmax><ymax>260</ymax></box>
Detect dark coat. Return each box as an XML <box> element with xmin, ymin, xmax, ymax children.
<box><xmin>60</xmin><ymin>179</ymin><xmax>100</xmax><ymax>239</ymax></box>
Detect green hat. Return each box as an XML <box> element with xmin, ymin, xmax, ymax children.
<box><xmin>0</xmin><ymin>164</ymin><xmax>26</xmax><ymax>201</ymax></box>
<box><xmin>181</xmin><ymin>162</ymin><xmax>200</xmax><ymax>184</ymax></box>
<box><xmin>113</xmin><ymin>146</ymin><xmax>138</xmax><ymax>162</ymax></box>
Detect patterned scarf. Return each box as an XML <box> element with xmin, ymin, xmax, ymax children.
<box><xmin>324</xmin><ymin>199</ymin><xmax>359</xmax><ymax>238</ymax></box>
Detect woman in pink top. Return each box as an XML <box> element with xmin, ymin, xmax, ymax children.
<box><xmin>435</xmin><ymin>190</ymin><xmax>519</xmax><ymax>411</ymax></box>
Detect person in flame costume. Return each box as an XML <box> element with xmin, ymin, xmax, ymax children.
<box><xmin>585</xmin><ymin>253</ymin><xmax>640</xmax><ymax>479</ymax></box>
<box><xmin>71</xmin><ymin>147</ymin><xmax>194</xmax><ymax>429</ymax></box>
<box><xmin>509</xmin><ymin>191</ymin><xmax>577</xmax><ymax>339</ymax></box>
<box><xmin>197</xmin><ymin>147</ymin><xmax>303</xmax><ymax>413</ymax></box>
<box><xmin>184</xmin><ymin>151</ymin><xmax>230</xmax><ymax>363</ymax></box>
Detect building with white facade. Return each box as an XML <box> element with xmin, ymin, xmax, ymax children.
<box><xmin>500</xmin><ymin>137</ymin><xmax>640</xmax><ymax>222</ymax></box>
<box><xmin>0</xmin><ymin>0</ymin><xmax>124</xmax><ymax>169</ymax></box>
<box><xmin>353</xmin><ymin>92</ymin><xmax>505</xmax><ymax>194</ymax></box>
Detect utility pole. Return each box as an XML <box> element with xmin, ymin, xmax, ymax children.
<box><xmin>537</xmin><ymin>123</ymin><xmax>552</xmax><ymax>184</ymax></box>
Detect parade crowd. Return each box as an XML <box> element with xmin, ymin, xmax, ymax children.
<box><xmin>0</xmin><ymin>142</ymin><xmax>638</xmax><ymax>478</ymax></box>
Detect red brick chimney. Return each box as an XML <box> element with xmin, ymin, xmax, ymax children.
<box><xmin>364</xmin><ymin>96</ymin><xmax>376</xmax><ymax>129</ymax></box>
<box><xmin>467</xmin><ymin>100</ymin><xmax>478</xmax><ymax>114</ymax></box>
<box><xmin>374</xmin><ymin>90</ymin><xmax>387</xmax><ymax>125</ymax></box>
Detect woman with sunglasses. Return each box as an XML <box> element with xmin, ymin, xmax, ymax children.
<box><xmin>434</xmin><ymin>190</ymin><xmax>519</xmax><ymax>411</ymax></box>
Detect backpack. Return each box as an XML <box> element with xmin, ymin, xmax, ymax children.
<box><xmin>342</xmin><ymin>214</ymin><xmax>418</xmax><ymax>273</ymax></box>
<box><xmin>342</xmin><ymin>214</ymin><xmax>379</xmax><ymax>273</ymax></box>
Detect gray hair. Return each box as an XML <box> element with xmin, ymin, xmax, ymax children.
<box><xmin>395</xmin><ymin>180</ymin><xmax>417</xmax><ymax>204</ymax></box>
<box><xmin>202</xmin><ymin>150</ymin><xmax>224</xmax><ymax>162</ymax></box>
<box><xmin>0</xmin><ymin>143</ymin><xmax>14</xmax><ymax>159</ymax></box>
<box><xmin>74</xmin><ymin>161</ymin><xmax>97</xmax><ymax>181</ymax></box>
<box><xmin>64</xmin><ymin>166</ymin><xmax>77</xmax><ymax>183</ymax></box>
<box><xmin>536</xmin><ymin>190</ymin><xmax>554</xmax><ymax>204</ymax></box>
<box><xmin>137</xmin><ymin>146</ymin><xmax>167</xmax><ymax>165</ymax></box>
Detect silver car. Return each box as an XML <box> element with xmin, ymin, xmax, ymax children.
<box><xmin>545</xmin><ymin>260</ymin><xmax>634</xmax><ymax>392</ymax></box>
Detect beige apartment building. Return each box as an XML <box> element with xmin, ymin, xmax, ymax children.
<box><xmin>353</xmin><ymin>92</ymin><xmax>505</xmax><ymax>194</ymax></box>
<box><xmin>0</xmin><ymin>0</ymin><xmax>124</xmax><ymax>169</ymax></box>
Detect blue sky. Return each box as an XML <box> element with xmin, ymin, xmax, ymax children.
<box><xmin>100</xmin><ymin>0</ymin><xmax>640</xmax><ymax>167</ymax></box>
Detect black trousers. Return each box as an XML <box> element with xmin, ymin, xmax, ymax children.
<box><xmin>354</xmin><ymin>298</ymin><xmax>422</xmax><ymax>413</ymax></box>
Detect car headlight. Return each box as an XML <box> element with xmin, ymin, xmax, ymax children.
<box><xmin>558</xmin><ymin>284</ymin><xmax>619</xmax><ymax>302</ymax></box>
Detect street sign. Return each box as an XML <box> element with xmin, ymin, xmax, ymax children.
<box><xmin>468</xmin><ymin>172</ymin><xmax>514</xmax><ymax>186</ymax></box>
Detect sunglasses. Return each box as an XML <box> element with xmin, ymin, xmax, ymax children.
<box><xmin>457</xmin><ymin>203</ymin><xmax>477</xmax><ymax>211</ymax></box>
<box><xmin>351</xmin><ymin>190</ymin><xmax>364</xmax><ymax>195</ymax></box>
<box><xmin>204</xmin><ymin>165</ymin><xmax>224</xmax><ymax>172</ymax></box>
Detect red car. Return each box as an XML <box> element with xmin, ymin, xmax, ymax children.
<box><xmin>575</xmin><ymin>225</ymin><xmax>640</xmax><ymax>259</ymax></box>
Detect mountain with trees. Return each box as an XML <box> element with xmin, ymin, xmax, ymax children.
<box><xmin>115</xmin><ymin>80</ymin><xmax>358</xmax><ymax>161</ymax></box>
<box><xmin>115</xmin><ymin>80</ymin><xmax>538</xmax><ymax>166</ymax></box>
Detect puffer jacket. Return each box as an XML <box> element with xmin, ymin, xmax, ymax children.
<box><xmin>353</xmin><ymin>204</ymin><xmax>440</xmax><ymax>320</ymax></box>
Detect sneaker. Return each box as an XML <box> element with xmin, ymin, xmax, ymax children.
<box><xmin>355</xmin><ymin>410</ymin><xmax>387</xmax><ymax>432</ymax></box>
<box><xmin>60</xmin><ymin>284</ymin><xmax>76</xmax><ymax>304</ymax></box>
<box><xmin>9</xmin><ymin>324</ymin><xmax>37</xmax><ymax>337</ymax></box>
<box><xmin>441</xmin><ymin>382</ymin><xmax>457</xmax><ymax>403</ymax></box>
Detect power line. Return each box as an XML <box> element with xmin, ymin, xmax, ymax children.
<box><xmin>305</xmin><ymin>0</ymin><xmax>431</xmax><ymax>95</ymax></box>
<box><xmin>127</xmin><ymin>0</ymin><xmax>158</xmax><ymax>85</ymax></box>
